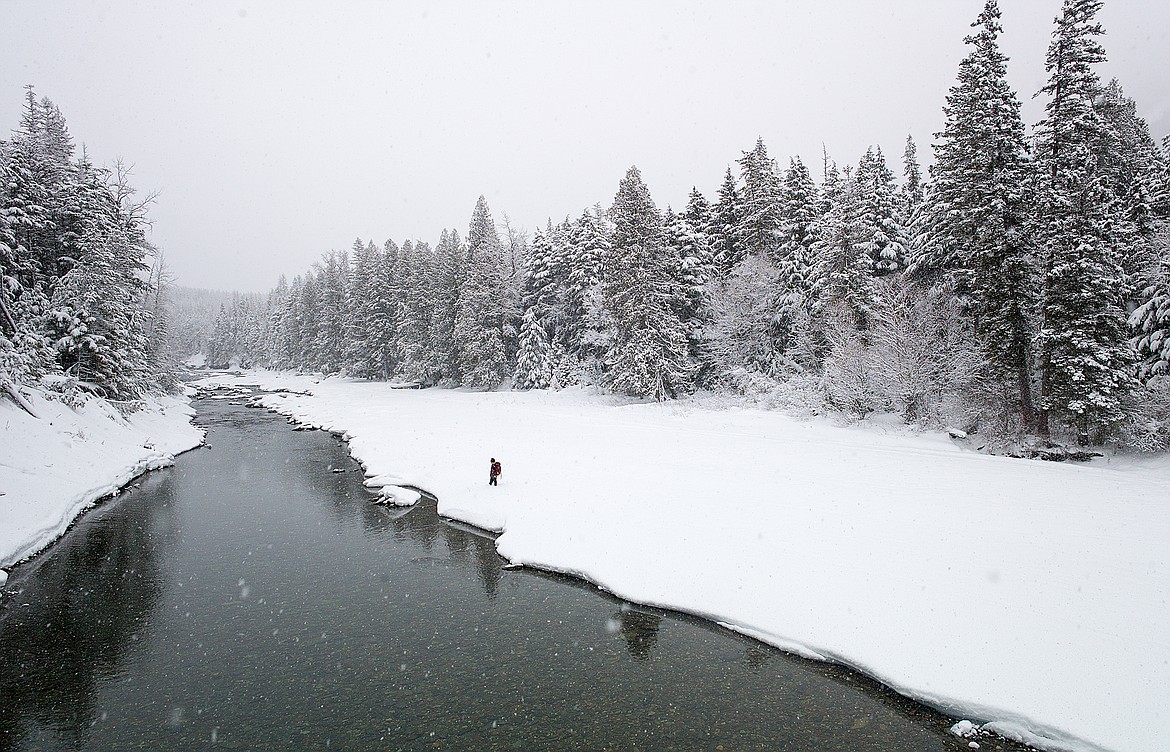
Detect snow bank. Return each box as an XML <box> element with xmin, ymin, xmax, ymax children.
<box><xmin>0</xmin><ymin>389</ymin><xmax>205</xmax><ymax>569</ymax></box>
<box><xmin>196</xmin><ymin>372</ymin><xmax>1169</xmax><ymax>752</ymax></box>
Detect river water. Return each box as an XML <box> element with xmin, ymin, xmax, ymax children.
<box><xmin>0</xmin><ymin>392</ymin><xmax>1034</xmax><ymax>751</ymax></box>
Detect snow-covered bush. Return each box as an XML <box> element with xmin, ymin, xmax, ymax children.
<box><xmin>867</xmin><ymin>279</ymin><xmax>985</xmax><ymax>428</ymax></box>
<box><xmin>819</xmin><ymin>281</ymin><xmax>988</xmax><ymax>427</ymax></box>
<box><xmin>822</xmin><ymin>323</ymin><xmax>882</xmax><ymax>419</ymax></box>
<box><xmin>1117</xmin><ymin>376</ymin><xmax>1170</xmax><ymax>452</ymax></box>
<box><xmin>704</xmin><ymin>255</ymin><xmax>786</xmax><ymax>377</ymax></box>
<box><xmin>39</xmin><ymin>373</ymin><xmax>88</xmax><ymax>409</ymax></box>
<box><xmin>714</xmin><ymin>367</ymin><xmax>826</xmax><ymax>417</ymax></box>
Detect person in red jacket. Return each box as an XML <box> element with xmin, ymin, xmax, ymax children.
<box><xmin>489</xmin><ymin>458</ymin><xmax>502</xmax><ymax>486</ymax></box>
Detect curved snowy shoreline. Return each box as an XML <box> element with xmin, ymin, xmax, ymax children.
<box><xmin>0</xmin><ymin>389</ymin><xmax>206</xmax><ymax>572</ymax></box>
<box><xmin>199</xmin><ymin>372</ymin><xmax>1168</xmax><ymax>752</ymax></box>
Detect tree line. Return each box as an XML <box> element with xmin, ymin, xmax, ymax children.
<box><xmin>5</xmin><ymin>0</ymin><xmax>1166</xmax><ymax>451</ymax></box>
<box><xmin>207</xmin><ymin>0</ymin><xmax>1166</xmax><ymax>448</ymax></box>
<box><xmin>1</xmin><ymin>86</ymin><xmax>173</xmax><ymax>408</ymax></box>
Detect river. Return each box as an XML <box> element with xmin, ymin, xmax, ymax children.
<box><xmin>0</xmin><ymin>390</ymin><xmax>1035</xmax><ymax>751</ymax></box>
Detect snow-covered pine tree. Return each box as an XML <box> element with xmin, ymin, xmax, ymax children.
<box><xmin>395</xmin><ymin>239</ymin><xmax>429</xmax><ymax>382</ymax></box>
<box><xmin>341</xmin><ymin>239</ymin><xmax>397</xmax><ymax>379</ymax></box>
<box><xmin>1130</xmin><ymin>243</ymin><xmax>1170</xmax><ymax>380</ymax></box>
<box><xmin>736</xmin><ymin>137</ymin><xmax>784</xmax><ymax>263</ymax></box>
<box><xmin>777</xmin><ymin>156</ymin><xmax>819</xmax><ymax>301</ymax></box>
<box><xmin>1033</xmin><ymin>0</ymin><xmax>1135</xmax><ymax>440</ymax></box>
<box><xmin>370</xmin><ymin>239</ymin><xmax>402</xmax><ymax>378</ymax></box>
<box><xmin>520</xmin><ymin>224</ymin><xmax>559</xmax><ymax>335</ymax></box>
<box><xmin>709</xmin><ymin>168</ymin><xmax>746</xmax><ymax>275</ymax></box>
<box><xmin>899</xmin><ymin>135</ymin><xmax>924</xmax><ymax>221</ymax></box>
<box><xmin>1096</xmin><ymin>79</ymin><xmax>1168</xmax><ymax>302</ymax></box>
<box><xmin>557</xmin><ymin>208</ymin><xmax>610</xmax><ymax>382</ymax></box>
<box><xmin>662</xmin><ymin>196</ymin><xmax>716</xmax><ymax>381</ymax></box>
<box><xmin>809</xmin><ymin>166</ymin><xmax>879</xmax><ymax>332</ymax></box>
<box><xmin>343</xmin><ymin>238</ymin><xmax>375</xmax><ymax>376</ymax></box>
<box><xmin>677</xmin><ymin>188</ymin><xmax>716</xmax><ymax>332</ymax></box>
<box><xmin>854</xmin><ymin>146</ymin><xmax>907</xmax><ymax>275</ymax></box>
<box><xmin>918</xmin><ymin>0</ymin><xmax>1037</xmax><ymax>428</ymax></box>
<box><xmin>513</xmin><ymin>306</ymin><xmax>553</xmax><ymax>390</ymax></box>
<box><xmin>0</xmin><ymin>150</ymin><xmax>55</xmax><ymax>388</ymax></box>
<box><xmin>266</xmin><ymin>275</ymin><xmax>290</xmax><ymax>368</ymax></box>
<box><xmin>411</xmin><ymin>239</ymin><xmax>446</xmax><ymax>385</ymax></box>
<box><xmin>294</xmin><ymin>272</ymin><xmax>321</xmax><ymax>371</ymax></box>
<box><xmin>312</xmin><ymin>251</ymin><xmax>349</xmax><ymax>374</ymax></box>
<box><xmin>454</xmin><ymin>197</ymin><xmax>512</xmax><ymax>389</ymax></box>
<box><xmin>604</xmin><ymin>166</ymin><xmax>694</xmax><ymax>400</ymax></box>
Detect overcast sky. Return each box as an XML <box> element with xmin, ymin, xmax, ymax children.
<box><xmin>2</xmin><ymin>1</ymin><xmax>1168</xmax><ymax>293</ymax></box>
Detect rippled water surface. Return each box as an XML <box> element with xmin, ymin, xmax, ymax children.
<box><xmin>0</xmin><ymin>393</ymin><xmax>1035</xmax><ymax>751</ymax></box>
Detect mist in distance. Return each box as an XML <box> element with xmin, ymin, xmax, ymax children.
<box><xmin>2</xmin><ymin>0</ymin><xmax>1167</xmax><ymax>292</ymax></box>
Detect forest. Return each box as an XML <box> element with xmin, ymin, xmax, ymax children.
<box><xmin>4</xmin><ymin>0</ymin><xmax>1169</xmax><ymax>451</ymax></box>
<box><xmin>0</xmin><ymin>87</ymin><xmax>174</xmax><ymax>409</ymax></box>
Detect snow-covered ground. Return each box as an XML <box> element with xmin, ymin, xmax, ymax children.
<box><xmin>194</xmin><ymin>371</ymin><xmax>1168</xmax><ymax>752</ymax></box>
<box><xmin>0</xmin><ymin>389</ymin><xmax>205</xmax><ymax>570</ymax></box>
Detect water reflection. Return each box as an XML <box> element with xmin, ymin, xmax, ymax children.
<box><xmin>615</xmin><ymin>605</ymin><xmax>663</xmax><ymax>661</ymax></box>
<box><xmin>0</xmin><ymin>470</ymin><xmax>178</xmax><ymax>749</ymax></box>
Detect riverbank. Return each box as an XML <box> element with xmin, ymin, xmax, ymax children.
<box><xmin>195</xmin><ymin>371</ymin><xmax>1168</xmax><ymax>752</ymax></box>
<box><xmin>0</xmin><ymin>388</ymin><xmax>205</xmax><ymax>570</ymax></box>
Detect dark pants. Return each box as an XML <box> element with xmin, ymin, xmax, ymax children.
<box><xmin>489</xmin><ymin>474</ymin><xmax>498</xmax><ymax>486</ymax></box>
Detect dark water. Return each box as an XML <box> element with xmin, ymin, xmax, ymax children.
<box><xmin>0</xmin><ymin>393</ymin><xmax>1034</xmax><ymax>752</ymax></box>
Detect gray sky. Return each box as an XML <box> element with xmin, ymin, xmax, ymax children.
<box><xmin>2</xmin><ymin>1</ymin><xmax>1168</xmax><ymax>293</ymax></box>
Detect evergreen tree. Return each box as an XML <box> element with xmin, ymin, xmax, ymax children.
<box><xmin>604</xmin><ymin>166</ymin><xmax>694</xmax><ymax>399</ymax></box>
<box><xmin>295</xmin><ymin>273</ymin><xmax>321</xmax><ymax>371</ymax></box>
<box><xmin>918</xmin><ymin>0</ymin><xmax>1037</xmax><ymax>427</ymax></box>
<box><xmin>1130</xmin><ymin>251</ymin><xmax>1170</xmax><ymax>380</ymax></box>
<box><xmin>1033</xmin><ymin>0</ymin><xmax>1135</xmax><ymax>439</ymax></box>
<box><xmin>1096</xmin><ymin>78</ymin><xmax>1168</xmax><ymax>300</ymax></box>
<box><xmin>736</xmin><ymin>137</ymin><xmax>784</xmax><ymax>262</ymax></box>
<box><xmin>344</xmin><ymin>239</ymin><xmax>399</xmax><ymax>379</ymax></box>
<box><xmin>558</xmin><ymin>208</ymin><xmax>610</xmax><ymax>379</ymax></box>
<box><xmin>809</xmin><ymin>168</ymin><xmax>879</xmax><ymax>331</ymax></box>
<box><xmin>854</xmin><ymin>146</ymin><xmax>907</xmax><ymax>275</ymax></box>
<box><xmin>777</xmin><ymin>156</ymin><xmax>819</xmax><ymax>300</ymax></box>
<box><xmin>454</xmin><ymin>197</ymin><xmax>512</xmax><ymax>389</ymax></box>
<box><xmin>678</xmin><ymin>188</ymin><xmax>716</xmax><ymax>325</ymax></box>
<box><xmin>312</xmin><ymin>251</ymin><xmax>348</xmax><ymax>373</ymax></box>
<box><xmin>513</xmin><ymin>306</ymin><xmax>554</xmax><ymax>390</ymax></box>
<box><xmin>520</xmin><ymin>224</ymin><xmax>560</xmax><ymax>334</ymax></box>
<box><xmin>899</xmin><ymin>135</ymin><xmax>924</xmax><ymax>219</ymax></box>
<box><xmin>709</xmin><ymin>168</ymin><xmax>746</xmax><ymax>274</ymax></box>
<box><xmin>428</xmin><ymin>232</ymin><xmax>462</xmax><ymax>383</ymax></box>
<box><xmin>370</xmin><ymin>239</ymin><xmax>403</xmax><ymax>378</ymax></box>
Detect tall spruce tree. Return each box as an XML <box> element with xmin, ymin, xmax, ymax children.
<box><xmin>777</xmin><ymin>156</ymin><xmax>819</xmax><ymax>301</ymax></box>
<box><xmin>605</xmin><ymin>167</ymin><xmax>694</xmax><ymax>399</ymax></box>
<box><xmin>454</xmin><ymin>197</ymin><xmax>512</xmax><ymax>388</ymax></box>
<box><xmin>853</xmin><ymin>146</ymin><xmax>906</xmax><ymax>275</ymax></box>
<box><xmin>513</xmin><ymin>306</ymin><xmax>554</xmax><ymax>390</ymax></box>
<box><xmin>1096</xmin><ymin>79</ymin><xmax>1168</xmax><ymax>300</ymax></box>
<box><xmin>709</xmin><ymin>168</ymin><xmax>746</xmax><ymax>274</ymax></box>
<box><xmin>899</xmin><ymin>135</ymin><xmax>924</xmax><ymax>220</ymax></box>
<box><xmin>559</xmin><ymin>208</ymin><xmax>610</xmax><ymax>375</ymax></box>
<box><xmin>1130</xmin><ymin>252</ymin><xmax>1170</xmax><ymax>380</ymax></box>
<box><xmin>1033</xmin><ymin>0</ymin><xmax>1135</xmax><ymax>439</ymax></box>
<box><xmin>809</xmin><ymin>167</ymin><xmax>879</xmax><ymax>331</ymax></box>
<box><xmin>920</xmin><ymin>0</ymin><xmax>1037</xmax><ymax>427</ymax></box>
<box><xmin>736</xmin><ymin>137</ymin><xmax>784</xmax><ymax>263</ymax></box>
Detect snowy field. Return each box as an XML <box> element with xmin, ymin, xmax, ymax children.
<box><xmin>193</xmin><ymin>371</ymin><xmax>1168</xmax><ymax>752</ymax></box>
<box><xmin>0</xmin><ymin>389</ymin><xmax>205</xmax><ymax>571</ymax></box>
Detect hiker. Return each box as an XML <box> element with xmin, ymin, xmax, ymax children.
<box><xmin>489</xmin><ymin>457</ymin><xmax>502</xmax><ymax>486</ymax></box>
